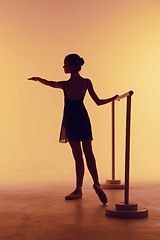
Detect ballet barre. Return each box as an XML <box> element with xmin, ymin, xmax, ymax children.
<box><xmin>101</xmin><ymin>91</ymin><xmax>134</xmax><ymax>190</ymax></box>
<box><xmin>104</xmin><ymin>90</ymin><xmax>148</xmax><ymax>218</ymax></box>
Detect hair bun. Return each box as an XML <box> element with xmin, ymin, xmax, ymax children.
<box><xmin>79</xmin><ymin>57</ymin><xmax>85</xmax><ymax>66</ymax></box>
<box><xmin>65</xmin><ymin>54</ymin><xmax>85</xmax><ymax>71</ymax></box>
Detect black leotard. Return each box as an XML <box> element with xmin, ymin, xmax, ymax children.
<box><xmin>59</xmin><ymin>81</ymin><xmax>93</xmax><ymax>143</ymax></box>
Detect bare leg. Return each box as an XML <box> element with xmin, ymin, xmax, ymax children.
<box><xmin>82</xmin><ymin>140</ymin><xmax>99</xmax><ymax>184</ymax></box>
<box><xmin>67</xmin><ymin>141</ymin><xmax>84</xmax><ymax>194</ymax></box>
<box><xmin>65</xmin><ymin>141</ymin><xmax>84</xmax><ymax>200</ymax></box>
<box><xmin>82</xmin><ymin>140</ymin><xmax>108</xmax><ymax>204</ymax></box>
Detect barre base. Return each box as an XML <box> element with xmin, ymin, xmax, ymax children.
<box><xmin>106</xmin><ymin>202</ymin><xmax>148</xmax><ymax>218</ymax></box>
<box><xmin>101</xmin><ymin>180</ymin><xmax>125</xmax><ymax>189</ymax></box>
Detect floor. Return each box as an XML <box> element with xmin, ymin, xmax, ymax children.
<box><xmin>0</xmin><ymin>182</ymin><xmax>159</xmax><ymax>240</ymax></box>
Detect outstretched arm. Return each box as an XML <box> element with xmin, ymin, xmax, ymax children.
<box><xmin>87</xmin><ymin>79</ymin><xmax>118</xmax><ymax>106</ymax></box>
<box><xmin>28</xmin><ymin>77</ymin><xmax>64</xmax><ymax>89</ymax></box>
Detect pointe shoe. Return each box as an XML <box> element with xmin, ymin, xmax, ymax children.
<box><xmin>65</xmin><ymin>190</ymin><xmax>82</xmax><ymax>200</ymax></box>
<box><xmin>93</xmin><ymin>184</ymin><xmax>108</xmax><ymax>205</ymax></box>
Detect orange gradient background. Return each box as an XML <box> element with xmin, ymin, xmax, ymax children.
<box><xmin>0</xmin><ymin>0</ymin><xmax>160</xmax><ymax>186</ymax></box>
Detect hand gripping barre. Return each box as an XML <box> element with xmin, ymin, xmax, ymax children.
<box><xmin>116</xmin><ymin>91</ymin><xmax>134</xmax><ymax>101</ymax></box>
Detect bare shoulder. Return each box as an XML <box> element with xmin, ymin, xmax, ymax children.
<box><xmin>84</xmin><ymin>78</ymin><xmax>93</xmax><ymax>89</ymax></box>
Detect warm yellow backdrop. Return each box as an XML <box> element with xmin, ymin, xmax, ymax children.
<box><xmin>0</xmin><ymin>0</ymin><xmax>160</xmax><ymax>185</ymax></box>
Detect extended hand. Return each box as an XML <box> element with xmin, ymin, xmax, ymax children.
<box><xmin>112</xmin><ymin>94</ymin><xmax>119</xmax><ymax>101</ymax></box>
<box><xmin>28</xmin><ymin>77</ymin><xmax>41</xmax><ymax>81</ymax></box>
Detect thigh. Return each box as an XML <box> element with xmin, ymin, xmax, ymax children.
<box><xmin>69</xmin><ymin>141</ymin><xmax>83</xmax><ymax>158</ymax></box>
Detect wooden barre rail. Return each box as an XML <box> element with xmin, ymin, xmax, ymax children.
<box><xmin>116</xmin><ymin>90</ymin><xmax>134</xmax><ymax>101</ymax></box>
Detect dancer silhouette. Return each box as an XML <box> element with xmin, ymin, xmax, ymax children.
<box><xmin>28</xmin><ymin>53</ymin><xmax>118</xmax><ymax>204</ymax></box>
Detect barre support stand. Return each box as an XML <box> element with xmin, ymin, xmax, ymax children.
<box><xmin>106</xmin><ymin>91</ymin><xmax>148</xmax><ymax>218</ymax></box>
<box><xmin>101</xmin><ymin>101</ymin><xmax>124</xmax><ymax>189</ymax></box>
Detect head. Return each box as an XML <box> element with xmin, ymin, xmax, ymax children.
<box><xmin>63</xmin><ymin>54</ymin><xmax>85</xmax><ymax>73</ymax></box>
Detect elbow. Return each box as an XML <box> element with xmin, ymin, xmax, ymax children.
<box><xmin>96</xmin><ymin>100</ymin><xmax>101</xmax><ymax>106</ymax></box>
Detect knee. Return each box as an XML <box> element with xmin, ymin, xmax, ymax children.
<box><xmin>73</xmin><ymin>150</ymin><xmax>83</xmax><ymax>160</ymax></box>
<box><xmin>83</xmin><ymin>145</ymin><xmax>94</xmax><ymax>160</ymax></box>
<box><xmin>70</xmin><ymin>147</ymin><xmax>83</xmax><ymax>160</ymax></box>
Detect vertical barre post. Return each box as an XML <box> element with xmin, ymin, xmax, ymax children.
<box><xmin>112</xmin><ymin>101</ymin><xmax>115</xmax><ymax>181</ymax></box>
<box><xmin>106</xmin><ymin>90</ymin><xmax>148</xmax><ymax>218</ymax></box>
<box><xmin>101</xmin><ymin>99</ymin><xmax>124</xmax><ymax>189</ymax></box>
<box><xmin>124</xmin><ymin>94</ymin><xmax>132</xmax><ymax>204</ymax></box>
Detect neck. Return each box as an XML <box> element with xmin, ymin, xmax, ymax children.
<box><xmin>70</xmin><ymin>71</ymin><xmax>80</xmax><ymax>79</ymax></box>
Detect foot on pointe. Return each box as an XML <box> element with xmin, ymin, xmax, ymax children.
<box><xmin>93</xmin><ymin>183</ymin><xmax>108</xmax><ymax>205</ymax></box>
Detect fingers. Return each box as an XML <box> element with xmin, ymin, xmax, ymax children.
<box><xmin>115</xmin><ymin>95</ymin><xmax>120</xmax><ymax>101</ymax></box>
<box><xmin>110</xmin><ymin>95</ymin><xmax>119</xmax><ymax>102</ymax></box>
<box><xmin>113</xmin><ymin>94</ymin><xmax>119</xmax><ymax>101</ymax></box>
<box><xmin>28</xmin><ymin>77</ymin><xmax>38</xmax><ymax>81</ymax></box>
<box><xmin>115</xmin><ymin>94</ymin><xmax>119</xmax><ymax>99</ymax></box>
